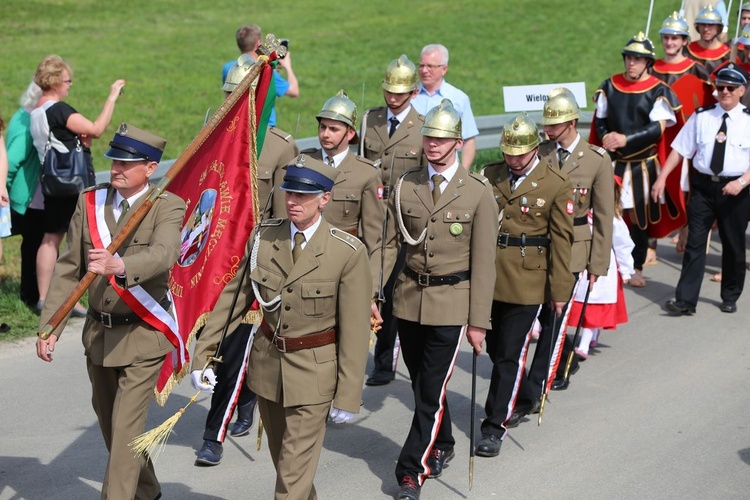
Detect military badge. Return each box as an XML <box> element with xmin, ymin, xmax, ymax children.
<box><xmin>449</xmin><ymin>222</ymin><xmax>463</xmax><ymax>235</ymax></box>
<box><xmin>531</xmin><ymin>181</ymin><xmax>538</xmax><ymax>188</ymax></box>
<box><xmin>566</xmin><ymin>200</ymin><xmax>574</xmax><ymax>214</ymax></box>
<box><xmin>377</xmin><ymin>186</ymin><xmax>384</xmax><ymax>199</ymax></box>
<box><xmin>536</xmin><ymin>198</ymin><xmax>545</xmax><ymax>207</ymax></box>
<box><xmin>716</xmin><ymin>131</ymin><xmax>727</xmax><ymax>143</ymax></box>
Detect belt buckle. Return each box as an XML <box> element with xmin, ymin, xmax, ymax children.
<box><xmin>711</xmin><ymin>175</ymin><xmax>721</xmax><ymax>183</ymax></box>
<box><xmin>497</xmin><ymin>232</ymin><xmax>509</xmax><ymax>248</ymax></box>
<box><xmin>273</xmin><ymin>333</ymin><xmax>287</xmax><ymax>353</ymax></box>
<box><xmin>100</xmin><ymin>312</ymin><xmax>113</xmax><ymax>328</ymax></box>
<box><xmin>417</xmin><ymin>273</ymin><xmax>430</xmax><ymax>287</ymax></box>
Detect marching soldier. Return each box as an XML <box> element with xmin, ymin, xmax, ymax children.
<box><xmin>686</xmin><ymin>4</ymin><xmax>731</xmax><ymax>73</ymax></box>
<box><xmin>192</xmin><ymin>57</ymin><xmax>300</xmax><ymax>467</ymax></box>
<box><xmin>652</xmin><ymin>12</ymin><xmax>712</xmax><ymax>85</ymax></box>
<box><xmin>191</xmin><ymin>155</ymin><xmax>375</xmax><ymax>499</ymax></box>
<box><xmin>359</xmin><ymin>54</ymin><xmax>427</xmax><ymax>386</ymax></box>
<box><xmin>381</xmin><ymin>99</ymin><xmax>498</xmax><ymax>499</ymax></box>
<box><xmin>474</xmin><ymin>114</ymin><xmax>574</xmax><ymax>458</ymax></box>
<box><xmin>513</xmin><ymin>91</ymin><xmax>614</xmax><ymax>419</ymax></box>
<box><xmin>36</xmin><ymin>124</ymin><xmax>185</xmax><ymax>499</ymax></box>
<box><xmin>592</xmin><ymin>33</ymin><xmax>682</xmax><ymax>287</ymax></box>
<box><xmin>297</xmin><ymin>90</ymin><xmax>384</xmax><ymax>274</ymax></box>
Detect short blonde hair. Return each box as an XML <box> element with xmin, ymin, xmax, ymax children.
<box><xmin>34</xmin><ymin>55</ymin><xmax>72</xmax><ymax>91</ymax></box>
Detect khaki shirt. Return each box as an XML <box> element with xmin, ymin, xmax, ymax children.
<box><xmin>538</xmin><ymin>139</ymin><xmax>614</xmax><ymax>276</ymax></box>
<box><xmin>191</xmin><ymin>218</ymin><xmax>372</xmax><ymax>412</ymax></box>
<box><xmin>359</xmin><ymin>106</ymin><xmax>427</xmax><ymax>198</ymax></box>
<box><xmin>382</xmin><ymin>165</ymin><xmax>498</xmax><ymax>329</ymax></box>
<box><xmin>483</xmin><ymin>159</ymin><xmax>575</xmax><ymax>304</ymax></box>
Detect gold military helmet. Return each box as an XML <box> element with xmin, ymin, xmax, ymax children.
<box><xmin>382</xmin><ymin>54</ymin><xmax>419</xmax><ymax>94</ymax></box>
<box><xmin>420</xmin><ymin>98</ymin><xmax>462</xmax><ymax>139</ymax></box>
<box><xmin>695</xmin><ymin>4</ymin><xmax>724</xmax><ymax>26</ymax></box>
<box><xmin>738</xmin><ymin>24</ymin><xmax>750</xmax><ymax>45</ymax></box>
<box><xmin>223</xmin><ymin>54</ymin><xmax>257</xmax><ymax>93</ymax></box>
<box><xmin>540</xmin><ymin>88</ymin><xmax>580</xmax><ymax>126</ymax></box>
<box><xmin>501</xmin><ymin>113</ymin><xmax>540</xmax><ymax>156</ymax></box>
<box><xmin>659</xmin><ymin>11</ymin><xmax>690</xmax><ymax>37</ymax></box>
<box><xmin>622</xmin><ymin>32</ymin><xmax>656</xmax><ymax>60</ymax></box>
<box><xmin>317</xmin><ymin>89</ymin><xmax>359</xmax><ymax>142</ymax></box>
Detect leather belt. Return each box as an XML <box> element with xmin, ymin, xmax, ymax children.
<box><xmin>692</xmin><ymin>171</ymin><xmax>741</xmax><ymax>183</ymax></box>
<box><xmin>260</xmin><ymin>321</ymin><xmax>336</xmax><ymax>353</ymax></box>
<box><xmin>573</xmin><ymin>216</ymin><xmax>588</xmax><ymax>226</ymax></box>
<box><xmin>404</xmin><ymin>267</ymin><xmax>470</xmax><ymax>287</ymax></box>
<box><xmin>497</xmin><ymin>232</ymin><xmax>550</xmax><ymax>248</ymax></box>
<box><xmin>89</xmin><ymin>298</ymin><xmax>172</xmax><ymax>328</ymax></box>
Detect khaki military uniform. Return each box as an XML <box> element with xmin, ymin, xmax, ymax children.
<box><xmin>257</xmin><ymin>126</ymin><xmax>298</xmax><ymax>218</ymax></box>
<box><xmin>192</xmin><ymin>217</ymin><xmax>372</xmax><ymax>499</ymax></box>
<box><xmin>359</xmin><ymin>106</ymin><xmax>427</xmax><ymax>199</ymax></box>
<box><xmin>484</xmin><ymin>160</ymin><xmax>574</xmax><ymax>304</ymax></box>
<box><xmin>384</xmin><ymin>163</ymin><xmax>498</xmax><ymax>484</ymax></box>
<box><xmin>303</xmin><ymin>149</ymin><xmax>384</xmax><ymax>284</ymax></box>
<box><xmin>479</xmin><ymin>159</ymin><xmax>574</xmax><ymax>440</ymax></box>
<box><xmin>538</xmin><ymin>139</ymin><xmax>614</xmax><ymax>275</ymax></box>
<box><xmin>41</xmin><ymin>184</ymin><xmax>185</xmax><ymax>500</ymax></box>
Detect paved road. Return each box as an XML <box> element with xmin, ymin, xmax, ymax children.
<box><xmin>1</xmin><ymin>237</ymin><xmax>749</xmax><ymax>499</ymax></box>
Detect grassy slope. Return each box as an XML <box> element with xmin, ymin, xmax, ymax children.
<box><xmin>0</xmin><ymin>0</ymin><xmax>719</xmax><ymax>337</ymax></box>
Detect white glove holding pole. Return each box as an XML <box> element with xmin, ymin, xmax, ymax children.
<box><xmin>191</xmin><ymin>368</ymin><xmax>217</xmax><ymax>393</ymax></box>
<box><xmin>329</xmin><ymin>407</ymin><xmax>355</xmax><ymax>424</ymax></box>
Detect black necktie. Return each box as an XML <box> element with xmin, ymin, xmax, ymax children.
<box><xmin>509</xmin><ymin>173</ymin><xmax>518</xmax><ymax>192</ymax></box>
<box><xmin>558</xmin><ymin>149</ymin><xmax>570</xmax><ymax>169</ymax></box>
<box><xmin>388</xmin><ymin>116</ymin><xmax>399</xmax><ymax>138</ymax></box>
<box><xmin>710</xmin><ymin>113</ymin><xmax>729</xmax><ymax>176</ymax></box>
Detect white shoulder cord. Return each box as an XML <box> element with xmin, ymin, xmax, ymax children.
<box><xmin>395</xmin><ymin>175</ymin><xmax>427</xmax><ymax>246</ymax></box>
<box><xmin>250</xmin><ymin>228</ymin><xmax>282</xmax><ymax>311</ymax></box>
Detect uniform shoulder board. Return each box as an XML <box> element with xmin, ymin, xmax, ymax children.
<box><xmin>696</xmin><ymin>104</ymin><xmax>716</xmax><ymax>113</ymax></box>
<box><xmin>268</xmin><ymin>127</ymin><xmax>294</xmax><ymax>142</ymax></box>
<box><xmin>744</xmin><ymin>108</ymin><xmax>750</xmax><ymax>115</ymax></box>
<box><xmin>355</xmin><ymin>155</ymin><xmax>377</xmax><ymax>168</ymax></box>
<box><xmin>588</xmin><ymin>144</ymin><xmax>607</xmax><ymax>156</ymax></box>
<box><xmin>260</xmin><ymin>218</ymin><xmax>284</xmax><ymax>227</ymax></box>
<box><xmin>84</xmin><ymin>182</ymin><xmax>110</xmax><ymax>193</ymax></box>
<box><xmin>330</xmin><ymin>227</ymin><xmax>363</xmax><ymax>251</ymax></box>
<box><xmin>300</xmin><ymin>147</ymin><xmax>319</xmax><ymax>154</ymax></box>
<box><xmin>468</xmin><ymin>171</ymin><xmax>490</xmax><ymax>184</ymax></box>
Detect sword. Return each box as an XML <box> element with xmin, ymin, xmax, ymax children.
<box><xmin>469</xmin><ymin>350</ymin><xmax>477</xmax><ymax>490</ymax></box>
<box><xmin>537</xmin><ymin>307</ymin><xmax>558</xmax><ymax>426</ymax></box>
<box><xmin>562</xmin><ymin>280</ymin><xmax>593</xmax><ymax>383</ymax></box>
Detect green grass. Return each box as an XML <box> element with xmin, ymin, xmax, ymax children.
<box><xmin>0</xmin><ymin>237</ymin><xmax>39</xmax><ymax>339</ymax></box>
<box><xmin>2</xmin><ymin>0</ymin><xmax>739</xmax><ymax>338</ymax></box>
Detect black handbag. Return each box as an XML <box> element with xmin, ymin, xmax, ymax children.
<box><xmin>40</xmin><ymin>132</ymin><xmax>95</xmax><ymax>197</ymax></box>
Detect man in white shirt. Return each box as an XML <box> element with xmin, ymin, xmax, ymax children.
<box><xmin>411</xmin><ymin>44</ymin><xmax>479</xmax><ymax>170</ymax></box>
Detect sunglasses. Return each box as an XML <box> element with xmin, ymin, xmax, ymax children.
<box><xmin>717</xmin><ymin>85</ymin><xmax>738</xmax><ymax>92</ymax></box>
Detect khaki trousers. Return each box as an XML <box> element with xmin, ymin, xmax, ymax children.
<box><xmin>87</xmin><ymin>355</ymin><xmax>163</xmax><ymax>500</ymax></box>
<box><xmin>257</xmin><ymin>396</ymin><xmax>330</xmax><ymax>500</ymax></box>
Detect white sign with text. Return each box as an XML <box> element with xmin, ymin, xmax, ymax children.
<box><xmin>503</xmin><ymin>82</ymin><xmax>587</xmax><ymax>112</ymax></box>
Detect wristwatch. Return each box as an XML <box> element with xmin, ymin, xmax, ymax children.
<box><xmin>738</xmin><ymin>177</ymin><xmax>747</xmax><ymax>187</ymax></box>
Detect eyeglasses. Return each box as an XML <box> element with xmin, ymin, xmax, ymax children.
<box><xmin>63</xmin><ymin>79</ymin><xmax>73</xmax><ymax>84</ymax></box>
<box><xmin>418</xmin><ymin>64</ymin><xmax>446</xmax><ymax>71</ymax></box>
<box><xmin>717</xmin><ymin>85</ymin><xmax>738</xmax><ymax>92</ymax></box>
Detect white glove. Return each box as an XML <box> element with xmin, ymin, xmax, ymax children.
<box><xmin>191</xmin><ymin>368</ymin><xmax>217</xmax><ymax>393</ymax></box>
<box><xmin>329</xmin><ymin>407</ymin><xmax>355</xmax><ymax>424</ymax></box>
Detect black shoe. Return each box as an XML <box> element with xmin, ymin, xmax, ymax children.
<box><xmin>507</xmin><ymin>400</ymin><xmax>540</xmax><ymax>428</ymax></box>
<box><xmin>426</xmin><ymin>447</ymin><xmax>455</xmax><ymax>479</ymax></box>
<box><xmin>551</xmin><ymin>364</ymin><xmax>579</xmax><ymax>391</ymax></box>
<box><xmin>397</xmin><ymin>476</ymin><xmax>420</xmax><ymax>500</ymax></box>
<box><xmin>719</xmin><ymin>302</ymin><xmax>737</xmax><ymax>313</ymax></box>
<box><xmin>229</xmin><ymin>398</ymin><xmax>257</xmax><ymax>437</ymax></box>
<box><xmin>195</xmin><ymin>440</ymin><xmax>223</xmax><ymax>466</ymax></box>
<box><xmin>475</xmin><ymin>433</ymin><xmax>502</xmax><ymax>457</ymax></box>
<box><xmin>366</xmin><ymin>370</ymin><xmax>395</xmax><ymax>386</ymax></box>
<box><xmin>665</xmin><ymin>299</ymin><xmax>696</xmax><ymax>316</ymax></box>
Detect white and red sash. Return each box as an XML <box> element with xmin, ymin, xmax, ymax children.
<box><xmin>85</xmin><ymin>188</ymin><xmax>187</xmax><ymax>371</ymax></box>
